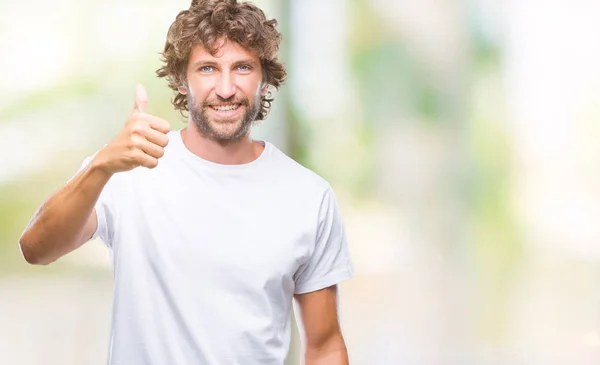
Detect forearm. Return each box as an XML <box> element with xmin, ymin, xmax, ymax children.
<box><xmin>19</xmin><ymin>161</ymin><xmax>112</xmax><ymax>265</ymax></box>
<box><xmin>305</xmin><ymin>335</ymin><xmax>349</xmax><ymax>365</ymax></box>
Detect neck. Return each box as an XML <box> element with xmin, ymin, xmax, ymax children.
<box><xmin>180</xmin><ymin>123</ymin><xmax>263</xmax><ymax>165</ymax></box>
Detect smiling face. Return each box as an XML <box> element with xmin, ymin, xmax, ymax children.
<box><xmin>180</xmin><ymin>37</ymin><xmax>267</xmax><ymax>142</ymax></box>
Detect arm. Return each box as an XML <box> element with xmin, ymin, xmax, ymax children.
<box><xmin>18</xmin><ymin>163</ymin><xmax>111</xmax><ymax>265</ymax></box>
<box><xmin>19</xmin><ymin>84</ymin><xmax>170</xmax><ymax>265</ymax></box>
<box><xmin>295</xmin><ymin>285</ymin><xmax>349</xmax><ymax>365</ymax></box>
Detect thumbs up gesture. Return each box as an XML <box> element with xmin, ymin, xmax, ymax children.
<box><xmin>92</xmin><ymin>84</ymin><xmax>171</xmax><ymax>175</ymax></box>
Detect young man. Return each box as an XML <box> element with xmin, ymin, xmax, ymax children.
<box><xmin>19</xmin><ymin>1</ymin><xmax>353</xmax><ymax>364</ymax></box>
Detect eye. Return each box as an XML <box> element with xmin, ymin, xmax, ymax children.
<box><xmin>198</xmin><ymin>66</ymin><xmax>214</xmax><ymax>72</ymax></box>
<box><xmin>236</xmin><ymin>65</ymin><xmax>252</xmax><ymax>72</ymax></box>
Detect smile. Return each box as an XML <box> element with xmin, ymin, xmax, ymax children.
<box><xmin>210</xmin><ymin>104</ymin><xmax>241</xmax><ymax>112</ymax></box>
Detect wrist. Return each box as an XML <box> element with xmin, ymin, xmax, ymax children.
<box><xmin>88</xmin><ymin>157</ymin><xmax>114</xmax><ymax>181</ymax></box>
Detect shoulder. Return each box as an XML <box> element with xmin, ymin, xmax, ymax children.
<box><xmin>265</xmin><ymin>142</ymin><xmax>331</xmax><ymax>194</ymax></box>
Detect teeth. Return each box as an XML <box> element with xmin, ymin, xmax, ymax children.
<box><xmin>212</xmin><ymin>104</ymin><xmax>239</xmax><ymax>112</ymax></box>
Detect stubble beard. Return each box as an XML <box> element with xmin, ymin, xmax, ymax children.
<box><xmin>187</xmin><ymin>91</ymin><xmax>262</xmax><ymax>143</ymax></box>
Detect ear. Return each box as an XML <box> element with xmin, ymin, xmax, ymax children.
<box><xmin>260</xmin><ymin>83</ymin><xmax>269</xmax><ymax>96</ymax></box>
<box><xmin>178</xmin><ymin>85</ymin><xmax>188</xmax><ymax>95</ymax></box>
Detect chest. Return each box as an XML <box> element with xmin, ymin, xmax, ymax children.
<box><xmin>115</xmin><ymin>170</ymin><xmax>318</xmax><ymax>288</ymax></box>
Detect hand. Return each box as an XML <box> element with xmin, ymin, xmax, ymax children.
<box><xmin>92</xmin><ymin>84</ymin><xmax>171</xmax><ymax>175</ymax></box>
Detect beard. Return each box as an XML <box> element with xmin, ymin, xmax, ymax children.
<box><xmin>187</xmin><ymin>90</ymin><xmax>261</xmax><ymax>142</ymax></box>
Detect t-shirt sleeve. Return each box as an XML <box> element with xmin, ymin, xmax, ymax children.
<box><xmin>293</xmin><ymin>186</ymin><xmax>354</xmax><ymax>294</ymax></box>
<box><xmin>74</xmin><ymin>155</ymin><xmax>116</xmax><ymax>249</ymax></box>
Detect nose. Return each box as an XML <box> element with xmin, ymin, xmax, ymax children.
<box><xmin>215</xmin><ymin>71</ymin><xmax>236</xmax><ymax>100</ymax></box>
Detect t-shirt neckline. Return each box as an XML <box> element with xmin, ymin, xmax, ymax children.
<box><xmin>171</xmin><ymin>129</ymin><xmax>271</xmax><ymax>173</ymax></box>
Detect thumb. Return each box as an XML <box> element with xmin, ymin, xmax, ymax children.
<box><xmin>133</xmin><ymin>84</ymin><xmax>148</xmax><ymax>113</ymax></box>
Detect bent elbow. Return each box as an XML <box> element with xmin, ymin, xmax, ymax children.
<box><xmin>18</xmin><ymin>236</ymin><xmax>49</xmax><ymax>266</ymax></box>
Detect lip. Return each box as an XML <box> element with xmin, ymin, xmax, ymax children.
<box><xmin>207</xmin><ymin>104</ymin><xmax>244</xmax><ymax>119</ymax></box>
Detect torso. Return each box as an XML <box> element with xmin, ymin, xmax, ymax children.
<box><xmin>103</xmin><ymin>131</ymin><xmax>328</xmax><ymax>365</ymax></box>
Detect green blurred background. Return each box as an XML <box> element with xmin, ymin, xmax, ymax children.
<box><xmin>3</xmin><ymin>0</ymin><xmax>600</xmax><ymax>364</ymax></box>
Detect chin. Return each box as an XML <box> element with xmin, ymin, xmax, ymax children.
<box><xmin>209</xmin><ymin>123</ymin><xmax>246</xmax><ymax>141</ymax></box>
<box><xmin>212</xmin><ymin>120</ymin><xmax>240</xmax><ymax>132</ymax></box>
<box><xmin>193</xmin><ymin>110</ymin><xmax>251</xmax><ymax>141</ymax></box>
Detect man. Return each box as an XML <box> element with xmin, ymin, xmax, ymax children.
<box><xmin>18</xmin><ymin>0</ymin><xmax>353</xmax><ymax>364</ymax></box>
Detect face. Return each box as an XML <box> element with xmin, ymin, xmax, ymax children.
<box><xmin>180</xmin><ymin>37</ymin><xmax>267</xmax><ymax>142</ymax></box>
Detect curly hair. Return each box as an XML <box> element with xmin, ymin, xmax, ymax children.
<box><xmin>156</xmin><ymin>0</ymin><xmax>287</xmax><ymax>120</ymax></box>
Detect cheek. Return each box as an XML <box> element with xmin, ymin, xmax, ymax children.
<box><xmin>243</xmin><ymin>79</ymin><xmax>264</xmax><ymax>99</ymax></box>
<box><xmin>188</xmin><ymin>86</ymin><xmax>209</xmax><ymax>102</ymax></box>
<box><xmin>237</xmin><ymin>73</ymin><xmax>261</xmax><ymax>91</ymax></box>
<box><xmin>186</xmin><ymin>74</ymin><xmax>213</xmax><ymax>98</ymax></box>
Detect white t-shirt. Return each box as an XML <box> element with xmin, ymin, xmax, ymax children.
<box><xmin>84</xmin><ymin>130</ymin><xmax>353</xmax><ymax>365</ymax></box>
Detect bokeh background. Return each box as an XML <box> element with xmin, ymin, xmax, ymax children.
<box><xmin>3</xmin><ymin>0</ymin><xmax>600</xmax><ymax>364</ymax></box>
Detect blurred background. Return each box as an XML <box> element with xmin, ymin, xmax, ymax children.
<box><xmin>3</xmin><ymin>0</ymin><xmax>600</xmax><ymax>364</ymax></box>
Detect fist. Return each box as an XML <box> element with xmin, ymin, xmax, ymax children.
<box><xmin>93</xmin><ymin>84</ymin><xmax>171</xmax><ymax>174</ymax></box>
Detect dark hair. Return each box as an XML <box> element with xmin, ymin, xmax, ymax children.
<box><xmin>156</xmin><ymin>0</ymin><xmax>287</xmax><ymax>120</ymax></box>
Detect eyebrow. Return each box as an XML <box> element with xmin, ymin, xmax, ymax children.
<box><xmin>192</xmin><ymin>60</ymin><xmax>219</xmax><ymax>68</ymax></box>
<box><xmin>232</xmin><ymin>59</ymin><xmax>260</xmax><ymax>68</ymax></box>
